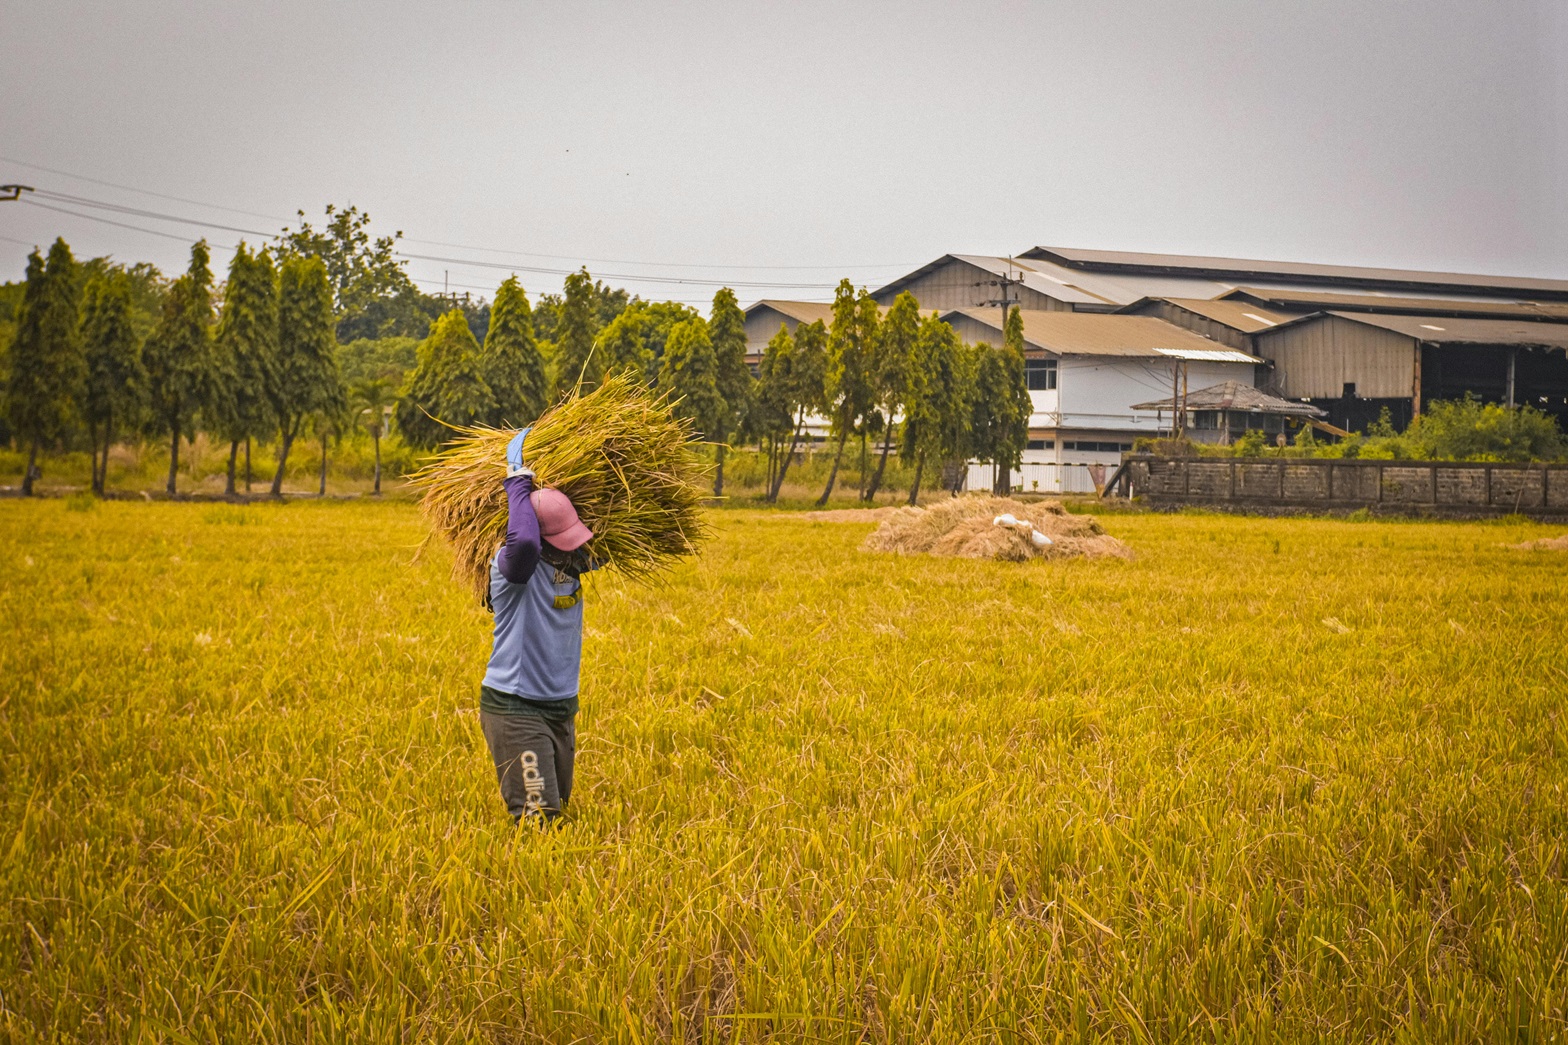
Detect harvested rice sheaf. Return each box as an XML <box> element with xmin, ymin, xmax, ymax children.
<box><xmin>410</xmin><ymin>373</ymin><xmax>714</xmax><ymax>599</ymax></box>
<box><xmin>864</xmin><ymin>496</ymin><xmax>1131</xmax><ymax>562</ymax></box>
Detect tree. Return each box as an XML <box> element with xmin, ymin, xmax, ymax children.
<box><xmin>213</xmin><ymin>244</ymin><xmax>279</xmax><ymax>494</ymax></box>
<box><xmin>600</xmin><ymin>308</ymin><xmax>654</xmax><ymax>383</ymax></box>
<box><xmin>143</xmin><ymin>241</ymin><xmax>217</xmax><ymax>496</ymax></box>
<box><xmin>753</xmin><ymin>325</ymin><xmax>795</xmax><ymax>500</ymax></box>
<box><xmin>533</xmin><ymin>276</ymin><xmax>633</xmax><ymax>346</ymax></box>
<box><xmin>969</xmin><ymin>339</ymin><xmax>1032</xmax><ymax>494</ymax></box>
<box><xmin>482</xmin><ymin>277</ymin><xmax>549</xmax><ymax>427</ymax></box>
<box><xmin>6</xmin><ymin>240</ymin><xmax>84</xmax><ymax>495</ymax></box>
<box><xmin>310</xmin><ymin>386</ymin><xmax>350</xmax><ymax>497</ymax></box>
<box><xmin>816</xmin><ymin>280</ymin><xmax>878</xmax><ymax>506</ymax></box>
<box><xmin>708</xmin><ymin>287</ymin><xmax>752</xmax><ymax>496</ymax></box>
<box><xmin>902</xmin><ymin>315</ymin><xmax>971</xmax><ymax>504</ymax></box>
<box><xmin>864</xmin><ymin>291</ymin><xmax>919</xmax><ymax>500</ymax></box>
<box><xmin>269</xmin><ymin>255</ymin><xmax>343</xmax><ymax>495</ymax></box>
<box><xmin>278</xmin><ymin>204</ymin><xmax>435</xmax><ymax>340</ymax></box>
<box><xmin>638</xmin><ymin>301</ymin><xmax>701</xmax><ymax>373</ymax></box>
<box><xmin>395</xmin><ymin>309</ymin><xmax>495</xmax><ymax>450</ymax></box>
<box><xmin>768</xmin><ymin>319</ymin><xmax>827</xmax><ymax>502</ymax></box>
<box><xmin>349</xmin><ymin>375</ymin><xmax>395</xmax><ymax>495</ymax></box>
<box><xmin>552</xmin><ymin>269</ymin><xmax>602</xmax><ymax>394</ymax></box>
<box><xmin>79</xmin><ymin>270</ymin><xmax>146</xmax><ymax>495</ymax></box>
<box><xmin>338</xmin><ymin>336</ymin><xmax>417</xmax><ymax>389</ymax></box>
<box><xmin>657</xmin><ymin>318</ymin><xmax>725</xmax><ymax>452</ymax></box>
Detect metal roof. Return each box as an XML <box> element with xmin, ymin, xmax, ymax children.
<box><xmin>943</xmin><ymin>308</ymin><xmax>1262</xmax><ymax>362</ymax></box>
<box><xmin>1131</xmin><ymin>380</ymin><xmax>1326</xmax><ymax>417</ymax></box>
<box><xmin>1120</xmin><ymin>296</ymin><xmax>1293</xmax><ymax>332</ymax></box>
<box><xmin>1305</xmin><ymin>312</ymin><xmax>1568</xmax><ymax>349</ymax></box>
<box><xmin>746</xmin><ymin>299</ymin><xmax>941</xmax><ymax>328</ymax></box>
<box><xmin>1021</xmin><ymin>246</ymin><xmax>1568</xmax><ymax>299</ymax></box>
<box><xmin>745</xmin><ymin>299</ymin><xmax>835</xmax><ymax>326</ymax></box>
<box><xmin>871</xmin><ymin>254</ymin><xmax>1115</xmax><ymax>307</ymax></box>
<box><xmin>1222</xmin><ymin>287</ymin><xmax>1568</xmax><ymax>321</ymax></box>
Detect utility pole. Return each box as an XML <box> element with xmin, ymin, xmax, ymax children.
<box><xmin>974</xmin><ymin>258</ymin><xmax>1024</xmax><ymax>330</ymax></box>
<box><xmin>1170</xmin><ymin>361</ymin><xmax>1189</xmax><ymax>438</ymax></box>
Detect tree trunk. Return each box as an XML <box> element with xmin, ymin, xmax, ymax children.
<box><xmin>857</xmin><ymin>433</ymin><xmax>869</xmax><ymax>500</ymax></box>
<box><xmin>319</xmin><ymin>433</ymin><xmax>328</xmax><ymax>496</ymax></box>
<box><xmin>21</xmin><ymin>440</ymin><xmax>38</xmax><ymax>496</ymax></box>
<box><xmin>713</xmin><ymin>438</ymin><xmax>726</xmax><ymax>497</ymax></box>
<box><xmin>86</xmin><ymin>422</ymin><xmax>101</xmax><ymax>497</ymax></box>
<box><xmin>372</xmin><ymin>432</ymin><xmax>381</xmax><ymax>495</ymax></box>
<box><xmin>166</xmin><ymin>424</ymin><xmax>181</xmax><ymax>497</ymax></box>
<box><xmin>271</xmin><ymin>426</ymin><xmax>295</xmax><ymax>497</ymax></box>
<box><xmin>226</xmin><ymin>440</ymin><xmax>239</xmax><ymax>497</ymax></box>
<box><xmin>245</xmin><ymin>438</ymin><xmax>252</xmax><ymax>493</ymax></box>
<box><xmin>816</xmin><ymin>428</ymin><xmax>850</xmax><ymax>507</ymax></box>
<box><xmin>993</xmin><ymin>459</ymin><xmax>1009</xmax><ymax>496</ymax></box>
<box><xmin>908</xmin><ymin>452</ymin><xmax>926</xmax><ymax>507</ymax></box>
<box><xmin>97</xmin><ymin>418</ymin><xmax>115</xmax><ymax>496</ymax></box>
<box><xmin>866</xmin><ymin>422</ymin><xmax>894</xmax><ymax>501</ymax></box>
<box><xmin>768</xmin><ymin>414</ymin><xmax>806</xmax><ymax>503</ymax></box>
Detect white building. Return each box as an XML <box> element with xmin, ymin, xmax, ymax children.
<box><xmin>941</xmin><ymin>309</ymin><xmax>1260</xmax><ymax>493</ymax></box>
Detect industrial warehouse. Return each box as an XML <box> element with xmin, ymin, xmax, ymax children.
<box><xmin>746</xmin><ymin>247</ymin><xmax>1568</xmax><ymax>493</ymax></box>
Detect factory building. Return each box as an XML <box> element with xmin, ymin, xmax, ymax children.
<box><xmin>746</xmin><ymin>247</ymin><xmax>1568</xmax><ymax>492</ymax></box>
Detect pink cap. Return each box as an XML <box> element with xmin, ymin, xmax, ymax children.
<box><xmin>530</xmin><ymin>488</ymin><xmax>594</xmax><ymax>551</ymax></box>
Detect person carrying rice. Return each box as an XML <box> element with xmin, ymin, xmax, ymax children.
<box><xmin>409</xmin><ymin>375</ymin><xmax>713</xmax><ymax>823</ymax></box>
<box><xmin>478</xmin><ymin>428</ymin><xmax>597</xmax><ymax>824</ymax></box>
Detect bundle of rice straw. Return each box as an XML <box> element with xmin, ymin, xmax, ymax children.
<box><xmin>410</xmin><ymin>373</ymin><xmax>713</xmax><ymax>599</ymax></box>
<box><xmin>864</xmin><ymin>496</ymin><xmax>1131</xmax><ymax>562</ymax></box>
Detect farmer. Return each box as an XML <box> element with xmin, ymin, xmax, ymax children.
<box><xmin>478</xmin><ymin>428</ymin><xmax>596</xmax><ymax>824</ymax></box>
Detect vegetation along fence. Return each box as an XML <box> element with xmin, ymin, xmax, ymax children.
<box><xmin>1106</xmin><ymin>455</ymin><xmax>1568</xmax><ymax>519</ymax></box>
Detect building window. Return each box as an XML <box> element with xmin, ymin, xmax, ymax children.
<box><xmin>1025</xmin><ymin>358</ymin><xmax>1057</xmax><ymax>391</ymax></box>
<box><xmin>1025</xmin><ymin>439</ymin><xmax>1054</xmax><ymax>450</ymax></box>
<box><xmin>1063</xmin><ymin>441</ymin><xmax>1132</xmax><ymax>453</ymax></box>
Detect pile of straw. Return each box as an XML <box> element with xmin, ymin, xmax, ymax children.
<box><xmin>864</xmin><ymin>496</ymin><xmax>1131</xmax><ymax>562</ymax></box>
<box><xmin>410</xmin><ymin>373</ymin><xmax>713</xmax><ymax>599</ymax></box>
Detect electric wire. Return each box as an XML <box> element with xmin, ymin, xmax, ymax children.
<box><xmin>0</xmin><ymin>154</ymin><xmax>290</xmax><ymax>223</ymax></box>
<box><xmin>30</xmin><ymin>189</ymin><xmax>276</xmax><ymax>239</ymax></box>
<box><xmin>2</xmin><ymin>157</ymin><xmax>917</xmax><ymax>275</ymax></box>
<box><xmin>17</xmin><ymin>186</ymin><xmax>854</xmax><ymax>290</ymax></box>
<box><xmin>20</xmin><ymin>197</ymin><xmax>240</xmax><ymax>250</ymax></box>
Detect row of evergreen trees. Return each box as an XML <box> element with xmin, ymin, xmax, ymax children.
<box><xmin>6</xmin><ymin>225</ymin><xmax>1034</xmax><ymax>501</ymax></box>
<box><xmin>6</xmin><ymin>237</ymin><xmax>346</xmax><ymax>496</ymax></box>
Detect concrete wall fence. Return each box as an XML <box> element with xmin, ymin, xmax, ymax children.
<box><xmin>1115</xmin><ymin>455</ymin><xmax>1568</xmax><ymax>518</ymax></box>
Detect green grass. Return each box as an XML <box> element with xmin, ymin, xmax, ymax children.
<box><xmin>2</xmin><ymin>500</ymin><xmax>1565</xmax><ymax>1043</ymax></box>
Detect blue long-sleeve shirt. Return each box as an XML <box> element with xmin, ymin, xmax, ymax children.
<box><xmin>481</xmin><ymin>475</ymin><xmax>585</xmax><ymax>704</ymax></box>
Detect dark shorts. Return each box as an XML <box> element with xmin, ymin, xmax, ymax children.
<box><xmin>479</xmin><ymin>709</ymin><xmax>576</xmax><ymax>822</ymax></box>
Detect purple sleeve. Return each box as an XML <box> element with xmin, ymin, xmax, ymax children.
<box><xmin>495</xmin><ymin>475</ymin><xmax>541</xmax><ymax>586</ymax></box>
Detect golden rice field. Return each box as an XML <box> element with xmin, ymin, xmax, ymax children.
<box><xmin>2</xmin><ymin>498</ymin><xmax>1565</xmax><ymax>1044</ymax></box>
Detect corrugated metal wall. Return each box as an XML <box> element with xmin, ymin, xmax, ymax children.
<box><xmin>878</xmin><ymin>259</ymin><xmax>1070</xmax><ymax>312</ymax></box>
<box><xmin>744</xmin><ymin>307</ymin><xmax>799</xmax><ymax>358</ymax></box>
<box><xmin>943</xmin><ymin>311</ymin><xmax>1011</xmax><ymax>348</ymax></box>
<box><xmin>1255</xmin><ymin>315</ymin><xmax>1416</xmax><ymax>398</ymax></box>
<box><xmin>1126</xmin><ymin>301</ymin><xmax>1251</xmax><ymax>351</ymax></box>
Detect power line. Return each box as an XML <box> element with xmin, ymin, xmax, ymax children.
<box><xmin>30</xmin><ymin>189</ymin><xmax>275</xmax><ymax>239</ymax></box>
<box><xmin>394</xmin><ymin>249</ymin><xmax>842</xmax><ymax>289</ymax></box>
<box><xmin>19</xmin><ymin>197</ymin><xmax>239</xmax><ymax>251</ymax></box>
<box><xmin>15</xmin><ymin>183</ymin><xmax>860</xmax><ymax>290</ymax></box>
<box><xmin>0</xmin><ymin>155</ymin><xmax>290</xmax><ymax>223</ymax></box>
<box><xmin>0</xmin><ymin>157</ymin><xmax>918</xmax><ymax>275</ymax></box>
<box><xmin>398</xmin><ymin>235</ymin><xmax>910</xmax><ymax>271</ymax></box>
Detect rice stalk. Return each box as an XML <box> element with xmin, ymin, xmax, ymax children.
<box><xmin>409</xmin><ymin>373</ymin><xmax>713</xmax><ymax>598</ymax></box>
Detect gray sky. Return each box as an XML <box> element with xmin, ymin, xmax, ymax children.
<box><xmin>2</xmin><ymin>0</ymin><xmax>1564</xmax><ymax>310</ymax></box>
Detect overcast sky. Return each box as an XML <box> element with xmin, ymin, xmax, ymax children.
<box><xmin>2</xmin><ymin>0</ymin><xmax>1564</xmax><ymax>310</ymax></box>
